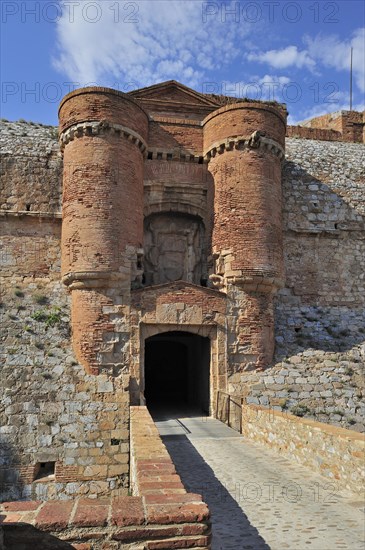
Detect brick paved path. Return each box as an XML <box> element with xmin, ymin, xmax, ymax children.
<box><xmin>153</xmin><ymin>412</ymin><xmax>364</xmax><ymax>550</ymax></box>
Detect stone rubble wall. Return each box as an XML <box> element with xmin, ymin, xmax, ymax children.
<box><xmin>240</xmin><ymin>403</ymin><xmax>365</xmax><ymax>496</ymax></box>
<box><xmin>0</xmin><ymin>218</ymin><xmax>130</xmax><ymax>502</ymax></box>
<box><xmin>0</xmin><ymin>121</ymin><xmax>62</xmax><ymax>212</ymax></box>
<box><xmin>240</xmin><ymin>347</ymin><xmax>365</xmax><ymax>431</ymax></box>
<box><xmin>242</xmin><ymin>138</ymin><xmax>365</xmax><ymax>431</ymax></box>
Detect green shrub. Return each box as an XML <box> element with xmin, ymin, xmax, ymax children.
<box><xmin>31</xmin><ymin>307</ymin><xmax>62</xmax><ymax>328</ymax></box>
<box><xmin>290</xmin><ymin>404</ymin><xmax>310</xmax><ymax>417</ymax></box>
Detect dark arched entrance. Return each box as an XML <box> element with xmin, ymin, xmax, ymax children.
<box><xmin>144</xmin><ymin>331</ymin><xmax>210</xmax><ymax>414</ymax></box>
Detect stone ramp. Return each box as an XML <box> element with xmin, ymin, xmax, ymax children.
<box><xmin>154</xmin><ymin>414</ymin><xmax>365</xmax><ymax>550</ymax></box>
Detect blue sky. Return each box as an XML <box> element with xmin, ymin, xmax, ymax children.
<box><xmin>1</xmin><ymin>0</ymin><xmax>364</xmax><ymax>125</ymax></box>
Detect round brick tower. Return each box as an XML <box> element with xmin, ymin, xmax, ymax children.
<box><xmin>203</xmin><ymin>102</ymin><xmax>287</xmax><ymax>370</ymax></box>
<box><xmin>59</xmin><ymin>87</ymin><xmax>148</xmax><ymax>373</ymax></box>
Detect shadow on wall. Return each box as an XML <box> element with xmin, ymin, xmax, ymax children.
<box><xmin>274</xmin><ymin>160</ymin><xmax>365</xmax><ymax>360</ymax></box>
<box><xmin>0</xmin><ymin>524</ymin><xmax>74</xmax><ymax>549</ymax></box>
<box><xmin>0</xmin><ymin>439</ymin><xmax>24</xmax><ymax>503</ymax></box>
<box><xmin>163</xmin><ymin>433</ymin><xmax>270</xmax><ymax>550</ymax></box>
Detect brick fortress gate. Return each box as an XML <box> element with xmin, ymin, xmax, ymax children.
<box><xmin>58</xmin><ymin>82</ymin><xmax>287</xmax><ymax>413</ymax></box>
<box><xmin>1</xmin><ymin>80</ymin><xmax>364</xmax><ymax>511</ymax></box>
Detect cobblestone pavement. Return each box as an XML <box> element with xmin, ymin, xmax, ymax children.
<box><xmin>153</xmin><ymin>411</ymin><xmax>365</xmax><ymax>550</ymax></box>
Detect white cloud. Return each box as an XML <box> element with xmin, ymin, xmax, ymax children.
<box><xmin>247</xmin><ymin>46</ymin><xmax>316</xmax><ymax>71</ymax></box>
<box><xmin>204</xmin><ymin>75</ymin><xmax>291</xmax><ymax>102</ymax></box>
<box><xmin>53</xmin><ymin>0</ymin><xmax>250</xmax><ymax>89</ymax></box>
<box><xmin>304</xmin><ymin>28</ymin><xmax>365</xmax><ymax>92</ymax></box>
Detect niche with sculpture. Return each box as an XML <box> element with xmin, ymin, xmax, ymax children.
<box><xmin>143</xmin><ymin>212</ymin><xmax>207</xmax><ymax>286</ymax></box>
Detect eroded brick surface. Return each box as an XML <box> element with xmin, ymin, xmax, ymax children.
<box><xmin>35</xmin><ymin>500</ymin><xmax>74</xmax><ymax>530</ymax></box>
<box><xmin>72</xmin><ymin>498</ymin><xmax>109</xmax><ymax>527</ymax></box>
<box><xmin>110</xmin><ymin>496</ymin><xmax>145</xmax><ymax>527</ymax></box>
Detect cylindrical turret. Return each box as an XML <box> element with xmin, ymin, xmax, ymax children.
<box><xmin>59</xmin><ymin>87</ymin><xmax>148</xmax><ymax>373</ymax></box>
<box><xmin>203</xmin><ymin>102</ymin><xmax>287</xmax><ymax>369</ymax></box>
<box><xmin>203</xmin><ymin>102</ymin><xmax>286</xmax><ymax>290</ymax></box>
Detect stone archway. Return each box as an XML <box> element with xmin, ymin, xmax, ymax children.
<box><xmin>137</xmin><ymin>323</ymin><xmax>221</xmax><ymax>416</ymax></box>
<box><xmin>144</xmin><ymin>331</ymin><xmax>210</xmax><ymax>414</ymax></box>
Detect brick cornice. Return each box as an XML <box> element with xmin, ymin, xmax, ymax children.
<box><xmin>204</xmin><ymin>132</ymin><xmax>285</xmax><ymax>161</ymax></box>
<box><xmin>145</xmin><ymin>147</ymin><xmax>204</xmax><ymax>163</ymax></box>
<box><xmin>59</xmin><ymin>121</ymin><xmax>148</xmax><ymax>155</ymax></box>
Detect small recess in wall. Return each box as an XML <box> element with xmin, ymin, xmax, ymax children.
<box><xmin>34</xmin><ymin>461</ymin><xmax>55</xmax><ymax>481</ymax></box>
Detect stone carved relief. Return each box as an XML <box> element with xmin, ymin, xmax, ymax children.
<box><xmin>143</xmin><ymin>213</ymin><xmax>206</xmax><ymax>286</ymax></box>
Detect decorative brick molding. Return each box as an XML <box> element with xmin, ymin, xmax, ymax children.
<box><xmin>204</xmin><ymin>132</ymin><xmax>285</xmax><ymax>162</ymax></box>
<box><xmin>146</xmin><ymin>147</ymin><xmax>204</xmax><ymax>163</ymax></box>
<box><xmin>59</xmin><ymin>120</ymin><xmax>148</xmax><ymax>156</ymax></box>
<box><xmin>240</xmin><ymin>403</ymin><xmax>365</xmax><ymax>496</ymax></box>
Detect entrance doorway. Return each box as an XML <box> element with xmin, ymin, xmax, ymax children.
<box><xmin>144</xmin><ymin>331</ymin><xmax>210</xmax><ymax>414</ymax></box>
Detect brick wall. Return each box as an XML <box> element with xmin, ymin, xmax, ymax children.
<box><xmin>297</xmin><ymin>110</ymin><xmax>364</xmax><ymax>143</ymax></box>
<box><xmin>0</xmin><ymin>495</ymin><xmax>211</xmax><ymax>549</ymax></box>
<box><xmin>130</xmin><ymin>406</ymin><xmax>211</xmax><ymax>547</ymax></box>
<box><xmin>286</xmin><ymin>125</ymin><xmax>341</xmax><ymax>141</ymax></box>
<box><xmin>58</xmin><ymin>87</ymin><xmax>148</xmax><ymax>141</ymax></box>
<box><xmin>149</xmin><ymin>119</ymin><xmax>203</xmax><ymax>153</ymax></box>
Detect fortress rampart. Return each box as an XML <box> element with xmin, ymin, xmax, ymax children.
<box><xmin>0</xmin><ymin>82</ymin><xmax>364</xmax><ymax>502</ymax></box>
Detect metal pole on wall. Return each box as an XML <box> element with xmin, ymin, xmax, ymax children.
<box><xmin>350</xmin><ymin>46</ymin><xmax>353</xmax><ymax>111</ymax></box>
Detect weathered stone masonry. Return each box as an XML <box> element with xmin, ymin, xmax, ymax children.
<box><xmin>1</xmin><ymin>81</ymin><xmax>364</xmax><ymax>503</ymax></box>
